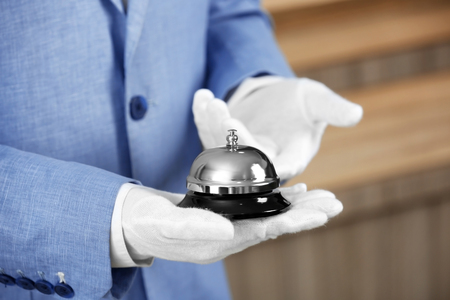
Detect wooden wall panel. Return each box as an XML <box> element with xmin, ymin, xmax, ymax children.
<box><xmin>288</xmin><ymin>71</ymin><xmax>450</xmax><ymax>191</ymax></box>
<box><xmin>226</xmin><ymin>179</ymin><xmax>450</xmax><ymax>300</ymax></box>
<box><xmin>263</xmin><ymin>0</ymin><xmax>350</xmax><ymax>14</ymax></box>
<box><xmin>434</xmin><ymin>202</ymin><xmax>450</xmax><ymax>299</ymax></box>
<box><xmin>298</xmin><ymin>42</ymin><xmax>450</xmax><ymax>91</ymax></box>
<box><xmin>271</xmin><ymin>1</ymin><xmax>450</xmax><ymax>71</ymax></box>
<box><xmin>225</xmin><ymin>2</ymin><xmax>450</xmax><ymax>299</ymax></box>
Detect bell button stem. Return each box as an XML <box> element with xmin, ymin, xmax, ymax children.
<box><xmin>226</xmin><ymin>129</ymin><xmax>238</xmax><ymax>151</ymax></box>
<box><xmin>227</xmin><ymin>129</ymin><xmax>237</xmax><ymax>145</ymax></box>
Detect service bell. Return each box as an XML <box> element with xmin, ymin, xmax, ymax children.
<box><xmin>178</xmin><ymin>129</ymin><xmax>290</xmax><ymax>219</ymax></box>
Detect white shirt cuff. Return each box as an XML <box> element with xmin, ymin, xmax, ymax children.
<box><xmin>110</xmin><ymin>182</ymin><xmax>154</xmax><ymax>268</ymax></box>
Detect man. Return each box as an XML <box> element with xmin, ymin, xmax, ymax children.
<box><xmin>0</xmin><ymin>0</ymin><xmax>362</xmax><ymax>299</ymax></box>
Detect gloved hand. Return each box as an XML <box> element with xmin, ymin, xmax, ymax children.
<box><xmin>121</xmin><ymin>184</ymin><xmax>342</xmax><ymax>265</ymax></box>
<box><xmin>193</xmin><ymin>77</ymin><xmax>363</xmax><ymax>181</ymax></box>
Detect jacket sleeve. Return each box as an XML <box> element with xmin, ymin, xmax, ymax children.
<box><xmin>0</xmin><ymin>145</ymin><xmax>137</xmax><ymax>299</ymax></box>
<box><xmin>206</xmin><ymin>0</ymin><xmax>295</xmax><ymax>99</ymax></box>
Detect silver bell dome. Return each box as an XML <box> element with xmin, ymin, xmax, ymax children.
<box><xmin>186</xmin><ymin>130</ymin><xmax>280</xmax><ymax>195</ymax></box>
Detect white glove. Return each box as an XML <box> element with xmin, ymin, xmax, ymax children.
<box><xmin>193</xmin><ymin>77</ymin><xmax>363</xmax><ymax>181</ymax></box>
<box><xmin>121</xmin><ymin>184</ymin><xmax>342</xmax><ymax>265</ymax></box>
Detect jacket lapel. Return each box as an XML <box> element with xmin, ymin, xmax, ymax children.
<box><xmin>108</xmin><ymin>0</ymin><xmax>125</xmax><ymax>14</ymax></box>
<box><xmin>125</xmin><ymin>0</ymin><xmax>151</xmax><ymax>69</ymax></box>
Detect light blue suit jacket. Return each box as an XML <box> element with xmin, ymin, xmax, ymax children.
<box><xmin>0</xmin><ymin>0</ymin><xmax>293</xmax><ymax>299</ymax></box>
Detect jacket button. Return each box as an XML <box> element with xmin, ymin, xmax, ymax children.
<box><xmin>55</xmin><ymin>283</ymin><xmax>75</xmax><ymax>298</ymax></box>
<box><xmin>130</xmin><ymin>95</ymin><xmax>148</xmax><ymax>120</ymax></box>
<box><xmin>15</xmin><ymin>277</ymin><xmax>35</xmax><ymax>290</ymax></box>
<box><xmin>0</xmin><ymin>274</ymin><xmax>15</xmax><ymax>286</ymax></box>
<box><xmin>35</xmin><ymin>279</ymin><xmax>54</xmax><ymax>295</ymax></box>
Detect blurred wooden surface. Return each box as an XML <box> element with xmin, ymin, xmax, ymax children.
<box><xmin>263</xmin><ymin>0</ymin><xmax>350</xmax><ymax>13</ymax></box>
<box><xmin>225</xmin><ymin>1</ymin><xmax>450</xmax><ymax>299</ymax></box>
<box><xmin>289</xmin><ymin>70</ymin><xmax>450</xmax><ymax>191</ymax></box>
<box><xmin>226</xmin><ymin>72</ymin><xmax>450</xmax><ymax>299</ymax></box>
<box><xmin>271</xmin><ymin>0</ymin><xmax>450</xmax><ymax>71</ymax></box>
<box><xmin>298</xmin><ymin>42</ymin><xmax>450</xmax><ymax>91</ymax></box>
<box><xmin>226</xmin><ymin>167</ymin><xmax>450</xmax><ymax>300</ymax></box>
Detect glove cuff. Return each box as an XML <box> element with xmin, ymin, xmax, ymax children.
<box><xmin>110</xmin><ymin>183</ymin><xmax>155</xmax><ymax>268</ymax></box>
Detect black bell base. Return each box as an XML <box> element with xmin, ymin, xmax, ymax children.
<box><xmin>178</xmin><ymin>190</ymin><xmax>291</xmax><ymax>220</ymax></box>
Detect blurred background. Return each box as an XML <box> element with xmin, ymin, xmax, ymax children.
<box><xmin>224</xmin><ymin>0</ymin><xmax>450</xmax><ymax>299</ymax></box>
